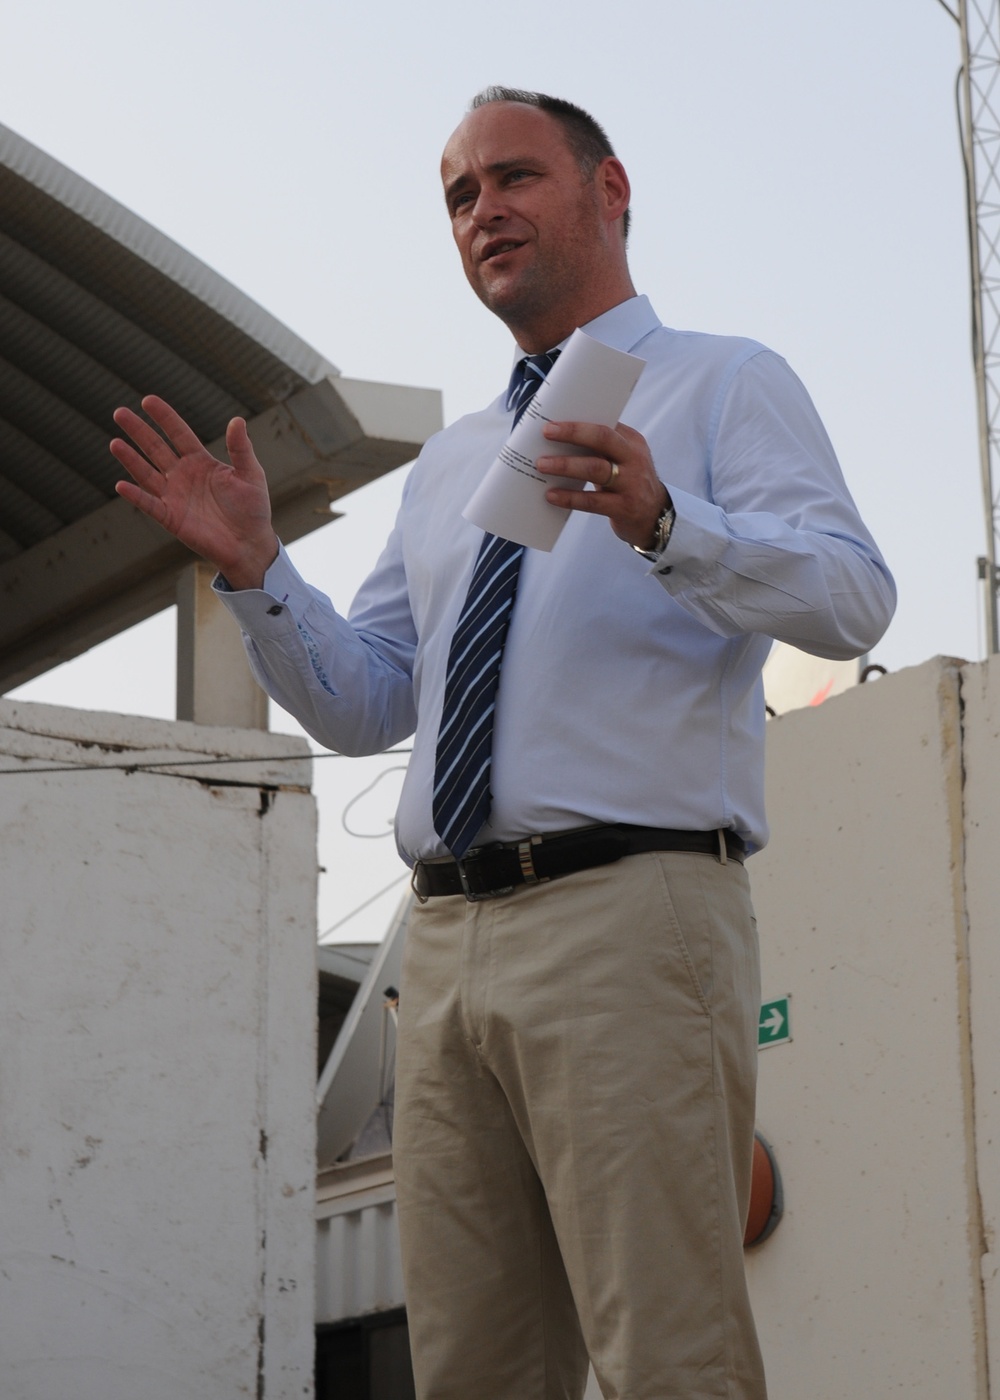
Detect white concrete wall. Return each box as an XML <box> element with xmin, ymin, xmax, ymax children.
<box><xmin>746</xmin><ymin>656</ymin><xmax>997</xmax><ymax>1399</ymax></box>
<box><xmin>959</xmin><ymin>658</ymin><xmax>1000</xmax><ymax>1394</ymax></box>
<box><xmin>0</xmin><ymin>698</ymin><xmax>318</xmax><ymax>1400</ymax></box>
<box><xmin>12</xmin><ymin>655</ymin><xmax>1000</xmax><ymax>1400</ymax></box>
<box><xmin>304</xmin><ymin>655</ymin><xmax>1000</xmax><ymax>1399</ymax></box>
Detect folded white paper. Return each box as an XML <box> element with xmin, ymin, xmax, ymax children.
<box><xmin>463</xmin><ymin>329</ymin><xmax>646</xmax><ymax>551</ymax></box>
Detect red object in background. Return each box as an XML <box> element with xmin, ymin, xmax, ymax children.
<box><xmin>744</xmin><ymin>1131</ymin><xmax>783</xmax><ymax>1247</ymax></box>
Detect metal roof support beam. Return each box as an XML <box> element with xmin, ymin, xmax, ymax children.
<box><xmin>0</xmin><ymin>376</ymin><xmax>441</xmax><ymax>694</ymax></box>
<box><xmin>958</xmin><ymin>0</ymin><xmax>1000</xmax><ymax>652</ymax></box>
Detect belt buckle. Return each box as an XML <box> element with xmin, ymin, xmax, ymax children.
<box><xmin>456</xmin><ymin>850</ymin><xmax>514</xmax><ymax>903</ymax></box>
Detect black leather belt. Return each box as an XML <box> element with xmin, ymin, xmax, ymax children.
<box><xmin>411</xmin><ymin>824</ymin><xmax>745</xmax><ymax>902</ymax></box>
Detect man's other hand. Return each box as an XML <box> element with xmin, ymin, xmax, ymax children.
<box><xmin>111</xmin><ymin>396</ymin><xmax>279</xmax><ymax>591</ymax></box>
<box><xmin>536</xmin><ymin>420</ymin><xmax>671</xmax><ymax>552</ymax></box>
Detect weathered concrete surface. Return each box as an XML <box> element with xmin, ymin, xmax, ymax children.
<box><xmin>0</xmin><ymin>699</ymin><xmax>318</xmax><ymax>1399</ymax></box>
<box><xmin>961</xmin><ymin>655</ymin><xmax>1000</xmax><ymax>1395</ymax></box>
<box><xmin>746</xmin><ymin>657</ymin><xmax>991</xmax><ymax>1400</ymax></box>
<box><xmin>10</xmin><ymin>655</ymin><xmax>1000</xmax><ymax>1400</ymax></box>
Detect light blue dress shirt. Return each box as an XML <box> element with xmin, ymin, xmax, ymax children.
<box><xmin>218</xmin><ymin>295</ymin><xmax>895</xmax><ymax>863</ymax></box>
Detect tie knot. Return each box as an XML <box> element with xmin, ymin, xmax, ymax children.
<box><xmin>506</xmin><ymin>349</ymin><xmax>561</xmax><ymax>423</ymax></box>
<box><xmin>522</xmin><ymin>350</ymin><xmax>560</xmax><ymax>386</ymax></box>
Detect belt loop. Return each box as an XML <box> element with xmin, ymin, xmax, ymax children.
<box><xmin>717</xmin><ymin>829</ymin><xmax>728</xmax><ymax>866</ymax></box>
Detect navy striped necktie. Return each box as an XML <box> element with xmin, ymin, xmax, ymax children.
<box><xmin>432</xmin><ymin>350</ymin><xmax>560</xmax><ymax>858</ymax></box>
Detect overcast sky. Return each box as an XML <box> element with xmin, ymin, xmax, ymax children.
<box><xmin>3</xmin><ymin>0</ymin><xmax>979</xmax><ymax>938</ymax></box>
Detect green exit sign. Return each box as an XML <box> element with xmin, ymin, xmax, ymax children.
<box><xmin>758</xmin><ymin>996</ymin><xmax>791</xmax><ymax>1048</ymax></box>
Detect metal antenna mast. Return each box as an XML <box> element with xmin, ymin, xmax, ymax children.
<box><xmin>952</xmin><ymin>0</ymin><xmax>1000</xmax><ymax>652</ymax></box>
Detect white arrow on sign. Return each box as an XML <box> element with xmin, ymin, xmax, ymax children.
<box><xmin>761</xmin><ymin>1006</ymin><xmax>785</xmax><ymax>1038</ymax></box>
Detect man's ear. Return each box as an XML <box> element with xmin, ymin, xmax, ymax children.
<box><xmin>596</xmin><ymin>156</ymin><xmax>631</xmax><ymax>226</ymax></box>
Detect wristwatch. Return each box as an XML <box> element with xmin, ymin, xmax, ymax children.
<box><xmin>631</xmin><ymin>492</ymin><xmax>676</xmax><ymax>563</ymax></box>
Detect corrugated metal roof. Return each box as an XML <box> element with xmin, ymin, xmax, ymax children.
<box><xmin>0</xmin><ymin>124</ymin><xmax>441</xmax><ymax>692</ymax></box>
<box><xmin>0</xmin><ymin>121</ymin><xmax>338</xmax><ymax>557</ymax></box>
<box><xmin>0</xmin><ymin>124</ymin><xmax>336</xmax><ymax>389</ymax></box>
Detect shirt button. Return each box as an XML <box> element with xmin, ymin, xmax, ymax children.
<box><xmin>266</xmin><ymin>604</ymin><xmax>283</xmax><ymax>616</ymax></box>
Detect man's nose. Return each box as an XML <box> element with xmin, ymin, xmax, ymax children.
<box><xmin>471</xmin><ymin>188</ymin><xmax>508</xmax><ymax>227</ymax></box>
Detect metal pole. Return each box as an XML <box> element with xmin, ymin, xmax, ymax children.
<box><xmin>959</xmin><ymin>0</ymin><xmax>1000</xmax><ymax>652</ymax></box>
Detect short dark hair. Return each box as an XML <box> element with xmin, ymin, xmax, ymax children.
<box><xmin>470</xmin><ymin>86</ymin><xmax>631</xmax><ymax>241</ymax></box>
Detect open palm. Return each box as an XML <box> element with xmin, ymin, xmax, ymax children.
<box><xmin>111</xmin><ymin>396</ymin><xmax>279</xmax><ymax>589</ymax></box>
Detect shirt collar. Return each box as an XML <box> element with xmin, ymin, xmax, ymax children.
<box><xmin>508</xmin><ymin>294</ymin><xmax>661</xmax><ymax>372</ymax></box>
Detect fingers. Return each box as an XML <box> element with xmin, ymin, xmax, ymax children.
<box><xmin>136</xmin><ymin>395</ymin><xmax>207</xmax><ymax>458</ymax></box>
<box><xmin>225</xmin><ymin>416</ymin><xmax>262</xmax><ymax>477</ymax></box>
<box><xmin>544</xmin><ymin>475</ymin><xmax>656</xmax><ymax>548</ymax></box>
<box><xmin>543</xmin><ymin>479</ymin><xmax>618</xmax><ymax>517</ymax></box>
<box><xmin>111</xmin><ymin>408</ymin><xmax>176</xmax><ymax>479</ymax></box>
<box><xmin>110</xmin><ymin>412</ymin><xmax>182</xmax><ymax>527</ymax></box>
<box><xmin>536</xmin><ymin>453</ymin><xmax>620</xmax><ymax>488</ymax></box>
<box><xmin>537</xmin><ymin>420</ymin><xmax>633</xmax><ymax>493</ymax></box>
<box><xmin>538</xmin><ymin>420</ymin><xmax>667</xmax><ymax>550</ymax></box>
<box><xmin>111</xmin><ymin>398</ymin><xmax>260</xmax><ymax>493</ymax></box>
<box><xmin>541</xmin><ymin>418</ymin><xmax>620</xmax><ymax>460</ymax></box>
<box><xmin>111</xmin><ymin>395</ymin><xmax>208</xmax><ymax>475</ymax></box>
<box><xmin>109</xmin><ymin>433</ymin><xmax>169</xmax><ymax>496</ymax></box>
<box><xmin>113</xmin><ymin>476</ymin><xmax>169</xmax><ymax>524</ymax></box>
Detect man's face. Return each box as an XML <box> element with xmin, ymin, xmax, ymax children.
<box><xmin>440</xmin><ymin>103</ymin><xmax>614</xmax><ymax>342</ymax></box>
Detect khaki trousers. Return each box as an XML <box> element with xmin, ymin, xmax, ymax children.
<box><xmin>394</xmin><ymin>850</ymin><xmax>767</xmax><ymax>1400</ymax></box>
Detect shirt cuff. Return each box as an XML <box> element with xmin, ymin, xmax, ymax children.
<box><xmin>642</xmin><ymin>487</ymin><xmax>729</xmax><ymax>588</ymax></box>
<box><xmin>212</xmin><ymin>544</ymin><xmax>317</xmax><ymax>628</ymax></box>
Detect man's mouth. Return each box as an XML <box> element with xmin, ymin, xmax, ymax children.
<box><xmin>480</xmin><ymin>240</ymin><xmax>524</xmax><ymax>263</ymax></box>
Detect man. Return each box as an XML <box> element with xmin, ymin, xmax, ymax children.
<box><xmin>111</xmin><ymin>88</ymin><xmax>895</xmax><ymax>1400</ymax></box>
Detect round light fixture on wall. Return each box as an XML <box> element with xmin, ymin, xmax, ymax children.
<box><xmin>743</xmin><ymin>1131</ymin><xmax>783</xmax><ymax>1247</ymax></box>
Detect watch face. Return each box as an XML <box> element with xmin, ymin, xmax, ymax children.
<box><xmin>632</xmin><ymin>503</ymin><xmax>674</xmax><ymax>561</ymax></box>
<box><xmin>653</xmin><ymin>508</ymin><xmax>674</xmax><ymax>552</ymax></box>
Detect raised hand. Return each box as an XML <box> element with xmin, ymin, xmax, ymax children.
<box><xmin>111</xmin><ymin>396</ymin><xmax>280</xmax><ymax>591</ymax></box>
